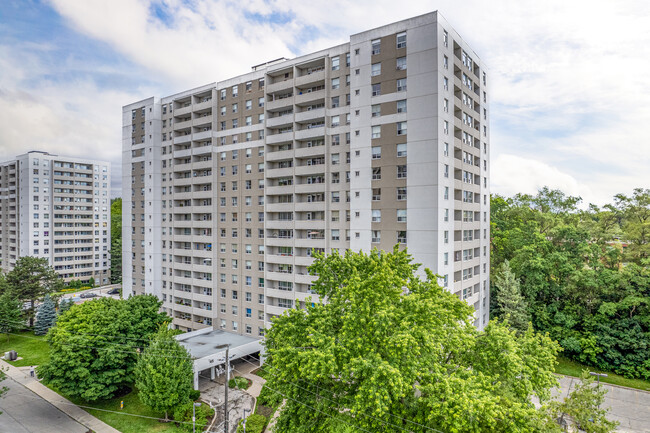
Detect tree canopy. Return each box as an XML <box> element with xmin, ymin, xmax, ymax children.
<box><xmin>110</xmin><ymin>198</ymin><xmax>122</xmax><ymax>284</ymax></box>
<box><xmin>490</xmin><ymin>188</ymin><xmax>650</xmax><ymax>379</ymax></box>
<box><xmin>263</xmin><ymin>247</ymin><xmax>562</xmax><ymax>433</ymax></box>
<box><xmin>38</xmin><ymin>295</ymin><xmax>167</xmax><ymax>401</ymax></box>
<box><xmin>134</xmin><ymin>326</ymin><xmax>193</xmax><ymax>420</ymax></box>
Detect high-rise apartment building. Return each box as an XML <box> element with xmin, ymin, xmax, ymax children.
<box><xmin>122</xmin><ymin>11</ymin><xmax>490</xmax><ymax>336</ymax></box>
<box><xmin>0</xmin><ymin>151</ymin><xmax>111</xmax><ymax>284</ymax></box>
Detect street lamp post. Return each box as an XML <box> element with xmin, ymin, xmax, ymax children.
<box><xmin>589</xmin><ymin>372</ymin><xmax>608</xmax><ymax>386</ymax></box>
<box><xmin>213</xmin><ymin>344</ymin><xmax>231</xmax><ymax>433</ymax></box>
<box><xmin>243</xmin><ymin>408</ymin><xmax>251</xmax><ymax>433</ymax></box>
<box><xmin>192</xmin><ymin>402</ymin><xmax>201</xmax><ymax>433</ymax></box>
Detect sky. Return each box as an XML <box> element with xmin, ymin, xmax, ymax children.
<box><xmin>0</xmin><ymin>0</ymin><xmax>649</xmax><ymax>205</ymax></box>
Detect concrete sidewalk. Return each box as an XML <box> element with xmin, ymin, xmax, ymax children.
<box><xmin>1</xmin><ymin>359</ymin><xmax>120</xmax><ymax>433</ymax></box>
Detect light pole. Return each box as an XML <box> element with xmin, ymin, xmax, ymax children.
<box><xmin>243</xmin><ymin>408</ymin><xmax>251</xmax><ymax>433</ymax></box>
<box><xmin>213</xmin><ymin>344</ymin><xmax>231</xmax><ymax>433</ymax></box>
<box><xmin>192</xmin><ymin>402</ymin><xmax>201</xmax><ymax>433</ymax></box>
<box><xmin>589</xmin><ymin>372</ymin><xmax>608</xmax><ymax>386</ymax></box>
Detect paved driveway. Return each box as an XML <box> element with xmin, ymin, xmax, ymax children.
<box><xmin>0</xmin><ymin>376</ymin><xmax>88</xmax><ymax>433</ymax></box>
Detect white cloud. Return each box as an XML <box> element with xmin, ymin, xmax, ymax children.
<box><xmin>1</xmin><ymin>0</ymin><xmax>648</xmax><ymax>202</ymax></box>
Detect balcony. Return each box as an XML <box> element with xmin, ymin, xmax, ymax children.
<box><xmin>294</xmin><ymin>107</ymin><xmax>325</xmax><ymax>123</ymax></box>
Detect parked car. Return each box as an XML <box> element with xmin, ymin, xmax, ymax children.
<box><xmin>80</xmin><ymin>292</ymin><xmax>98</xmax><ymax>299</ymax></box>
<box><xmin>106</xmin><ymin>288</ymin><xmax>121</xmax><ymax>295</ymax></box>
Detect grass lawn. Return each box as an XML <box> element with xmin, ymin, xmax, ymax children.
<box><xmin>555</xmin><ymin>356</ymin><xmax>650</xmax><ymax>392</ymax></box>
<box><xmin>0</xmin><ymin>331</ymin><xmax>50</xmax><ymax>367</ymax></box>
<box><xmin>66</xmin><ymin>388</ymin><xmax>186</xmax><ymax>433</ymax></box>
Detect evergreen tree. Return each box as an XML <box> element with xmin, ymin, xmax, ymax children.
<box><xmin>494</xmin><ymin>259</ymin><xmax>530</xmax><ymax>333</ymax></box>
<box><xmin>34</xmin><ymin>294</ymin><xmax>57</xmax><ymax>336</ymax></box>
<box><xmin>58</xmin><ymin>298</ymin><xmax>74</xmax><ymax>316</ymax></box>
<box><xmin>0</xmin><ymin>291</ymin><xmax>23</xmax><ymax>341</ymax></box>
<box><xmin>6</xmin><ymin>256</ymin><xmax>61</xmax><ymax>326</ymax></box>
<box><xmin>135</xmin><ymin>326</ymin><xmax>193</xmax><ymax>421</ymax></box>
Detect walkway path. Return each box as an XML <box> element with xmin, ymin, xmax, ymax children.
<box><xmin>1</xmin><ymin>359</ymin><xmax>120</xmax><ymax>433</ymax></box>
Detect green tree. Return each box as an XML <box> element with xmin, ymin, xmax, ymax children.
<box><xmin>58</xmin><ymin>298</ymin><xmax>74</xmax><ymax>316</ymax></box>
<box><xmin>34</xmin><ymin>294</ymin><xmax>57</xmax><ymax>336</ymax></box>
<box><xmin>493</xmin><ymin>260</ymin><xmax>530</xmax><ymax>332</ymax></box>
<box><xmin>0</xmin><ymin>368</ymin><xmax>8</xmax><ymax>415</ymax></box>
<box><xmin>6</xmin><ymin>256</ymin><xmax>61</xmax><ymax>326</ymax></box>
<box><xmin>110</xmin><ymin>198</ymin><xmax>122</xmax><ymax>284</ymax></box>
<box><xmin>135</xmin><ymin>326</ymin><xmax>193</xmax><ymax>421</ymax></box>
<box><xmin>550</xmin><ymin>371</ymin><xmax>618</xmax><ymax>433</ymax></box>
<box><xmin>0</xmin><ymin>291</ymin><xmax>23</xmax><ymax>341</ymax></box>
<box><xmin>38</xmin><ymin>295</ymin><xmax>167</xmax><ymax>401</ymax></box>
<box><xmin>614</xmin><ymin>188</ymin><xmax>650</xmax><ymax>263</ymax></box>
<box><xmin>264</xmin><ymin>248</ymin><xmax>561</xmax><ymax>433</ymax></box>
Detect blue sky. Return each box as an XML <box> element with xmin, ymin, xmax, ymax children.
<box><xmin>0</xmin><ymin>0</ymin><xmax>648</xmax><ymax>204</ymax></box>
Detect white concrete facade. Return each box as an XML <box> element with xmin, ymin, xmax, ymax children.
<box><xmin>0</xmin><ymin>151</ymin><xmax>111</xmax><ymax>284</ymax></box>
<box><xmin>122</xmin><ymin>11</ymin><xmax>490</xmax><ymax>334</ymax></box>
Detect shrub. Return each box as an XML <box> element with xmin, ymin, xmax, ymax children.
<box><xmin>189</xmin><ymin>389</ymin><xmax>201</xmax><ymax>401</ymax></box>
<box><xmin>237</xmin><ymin>414</ymin><xmax>267</xmax><ymax>433</ymax></box>
<box><xmin>174</xmin><ymin>401</ymin><xmax>214</xmax><ymax>432</ymax></box>
<box><xmin>228</xmin><ymin>376</ymin><xmax>250</xmax><ymax>389</ymax></box>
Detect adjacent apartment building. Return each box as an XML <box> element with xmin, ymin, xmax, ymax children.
<box><xmin>122</xmin><ymin>11</ymin><xmax>490</xmax><ymax>337</ymax></box>
<box><xmin>0</xmin><ymin>151</ymin><xmax>111</xmax><ymax>284</ymax></box>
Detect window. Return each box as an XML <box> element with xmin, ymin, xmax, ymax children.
<box><xmin>331</xmin><ymin>56</ymin><xmax>340</xmax><ymax>70</ymax></box>
<box><xmin>331</xmin><ymin>78</ymin><xmax>340</xmax><ymax>89</ymax></box>
<box><xmin>444</xmin><ymin>209</ymin><xmax>449</xmax><ymax>222</ymax></box>
<box><xmin>371</xmin><ymin>63</ymin><xmax>381</xmax><ymax>76</ymax></box>
<box><xmin>397</xmin><ymin>165</ymin><xmax>407</xmax><ymax>179</ymax></box>
<box><xmin>397</xmin><ymin>143</ymin><xmax>407</xmax><ymax>157</ymax></box>
<box><xmin>443</xmin><ymin>120</ymin><xmax>449</xmax><ymax>135</ymax></box>
<box><xmin>331</xmin><ymin>153</ymin><xmax>340</xmax><ymax>165</ymax></box>
<box><xmin>372</xmin><ymin>230</ymin><xmax>381</xmax><ymax>243</ymax></box>
<box><xmin>220</xmin><ymin>89</ymin><xmax>226</xmax><ymax>100</ymax></box>
<box><xmin>331</xmin><ymin>229</ymin><xmax>340</xmax><ymax>241</ymax></box>
<box><xmin>371</xmin><ymin>146</ymin><xmax>382</xmax><ymax>159</ymax></box>
<box><xmin>444</xmin><ymin>164</ymin><xmax>449</xmax><ymax>178</ymax></box>
<box><xmin>371</xmin><ymin>39</ymin><xmax>380</xmax><ymax>55</ymax></box>
<box><xmin>259</xmin><ymin>97</ymin><xmax>264</xmax><ymax>107</ymax></box>
<box><xmin>397</xmin><ymin>78</ymin><xmax>407</xmax><ymax>92</ymax></box>
<box><xmin>245</xmin><ymin>100</ymin><xmax>252</xmax><ymax>110</ymax></box>
<box><xmin>372</xmin><ymin>210</ymin><xmax>381</xmax><ymax>222</ymax></box>
<box><xmin>396</xmin><ymin>57</ymin><xmax>407</xmax><ymax>70</ymax></box>
<box><xmin>371</xmin><ymin>125</ymin><xmax>381</xmax><ymax>139</ymax></box>
<box><xmin>331</xmin><ymin>115</ymin><xmax>340</xmax><ymax>127</ymax></box>
<box><xmin>444</xmin><ymin>187</ymin><xmax>449</xmax><ymax>200</ymax></box>
<box><xmin>372</xmin><ymin>188</ymin><xmax>381</xmax><ymax>201</ymax></box>
<box><xmin>397</xmin><ymin>187</ymin><xmax>407</xmax><ymax>200</ymax></box>
<box><xmin>443</xmin><ymin>98</ymin><xmax>448</xmax><ymax>112</ymax></box>
<box><xmin>443</xmin><ymin>77</ymin><xmax>449</xmax><ymax>90</ymax></box>
<box><xmin>443</xmin><ymin>55</ymin><xmax>448</xmax><ymax>69</ymax></box>
<box><xmin>443</xmin><ymin>30</ymin><xmax>448</xmax><ymax>47</ymax></box>
<box><xmin>372</xmin><ymin>168</ymin><xmax>381</xmax><ymax>180</ymax></box>
<box><xmin>371</xmin><ymin>104</ymin><xmax>381</xmax><ymax>117</ymax></box>
<box><xmin>331</xmin><ymin>96</ymin><xmax>340</xmax><ymax>108</ymax></box>
<box><xmin>232</xmin><ymin>85</ymin><xmax>238</xmax><ymax>97</ymax></box>
<box><xmin>397</xmin><ymin>100</ymin><xmax>406</xmax><ymax>113</ymax></box>
<box><xmin>444</xmin><ymin>230</ymin><xmax>449</xmax><ymax>244</ymax></box>
<box><xmin>332</xmin><ymin>191</ymin><xmax>340</xmax><ymax>203</ymax></box>
<box><xmin>372</xmin><ymin>83</ymin><xmax>381</xmax><ymax>96</ymax></box>
<box><xmin>397</xmin><ymin>209</ymin><xmax>406</xmax><ymax>222</ymax></box>
<box><xmin>396</xmin><ymin>32</ymin><xmax>406</xmax><ymax>48</ymax></box>
<box><xmin>397</xmin><ymin>231</ymin><xmax>407</xmax><ymax>244</ymax></box>
<box><xmin>397</xmin><ymin>121</ymin><xmax>407</xmax><ymax>135</ymax></box>
<box><xmin>443</xmin><ymin>142</ymin><xmax>449</xmax><ymax>156</ymax></box>
<box><xmin>232</xmin><ymin>103</ymin><xmax>238</xmax><ymax>113</ymax></box>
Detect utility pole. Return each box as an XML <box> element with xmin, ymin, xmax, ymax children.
<box><xmin>224</xmin><ymin>345</ymin><xmax>230</xmax><ymax>433</ymax></box>
<box><xmin>243</xmin><ymin>408</ymin><xmax>251</xmax><ymax>433</ymax></box>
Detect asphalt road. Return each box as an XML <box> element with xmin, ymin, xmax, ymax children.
<box><xmin>0</xmin><ymin>376</ymin><xmax>88</xmax><ymax>433</ymax></box>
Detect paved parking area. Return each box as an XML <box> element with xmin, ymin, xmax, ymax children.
<box><xmin>0</xmin><ymin>376</ymin><xmax>88</xmax><ymax>433</ymax></box>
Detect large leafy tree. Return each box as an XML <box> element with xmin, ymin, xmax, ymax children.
<box><xmin>135</xmin><ymin>326</ymin><xmax>193</xmax><ymax>421</ymax></box>
<box><xmin>490</xmin><ymin>188</ymin><xmax>650</xmax><ymax>379</ymax></box>
<box><xmin>5</xmin><ymin>256</ymin><xmax>61</xmax><ymax>326</ymax></box>
<box><xmin>110</xmin><ymin>198</ymin><xmax>122</xmax><ymax>284</ymax></box>
<box><xmin>264</xmin><ymin>248</ymin><xmax>561</xmax><ymax>433</ymax></box>
<box><xmin>0</xmin><ymin>291</ymin><xmax>23</xmax><ymax>341</ymax></box>
<box><xmin>38</xmin><ymin>295</ymin><xmax>167</xmax><ymax>401</ymax></box>
<box><xmin>34</xmin><ymin>294</ymin><xmax>57</xmax><ymax>336</ymax></box>
<box><xmin>614</xmin><ymin>188</ymin><xmax>650</xmax><ymax>263</ymax></box>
